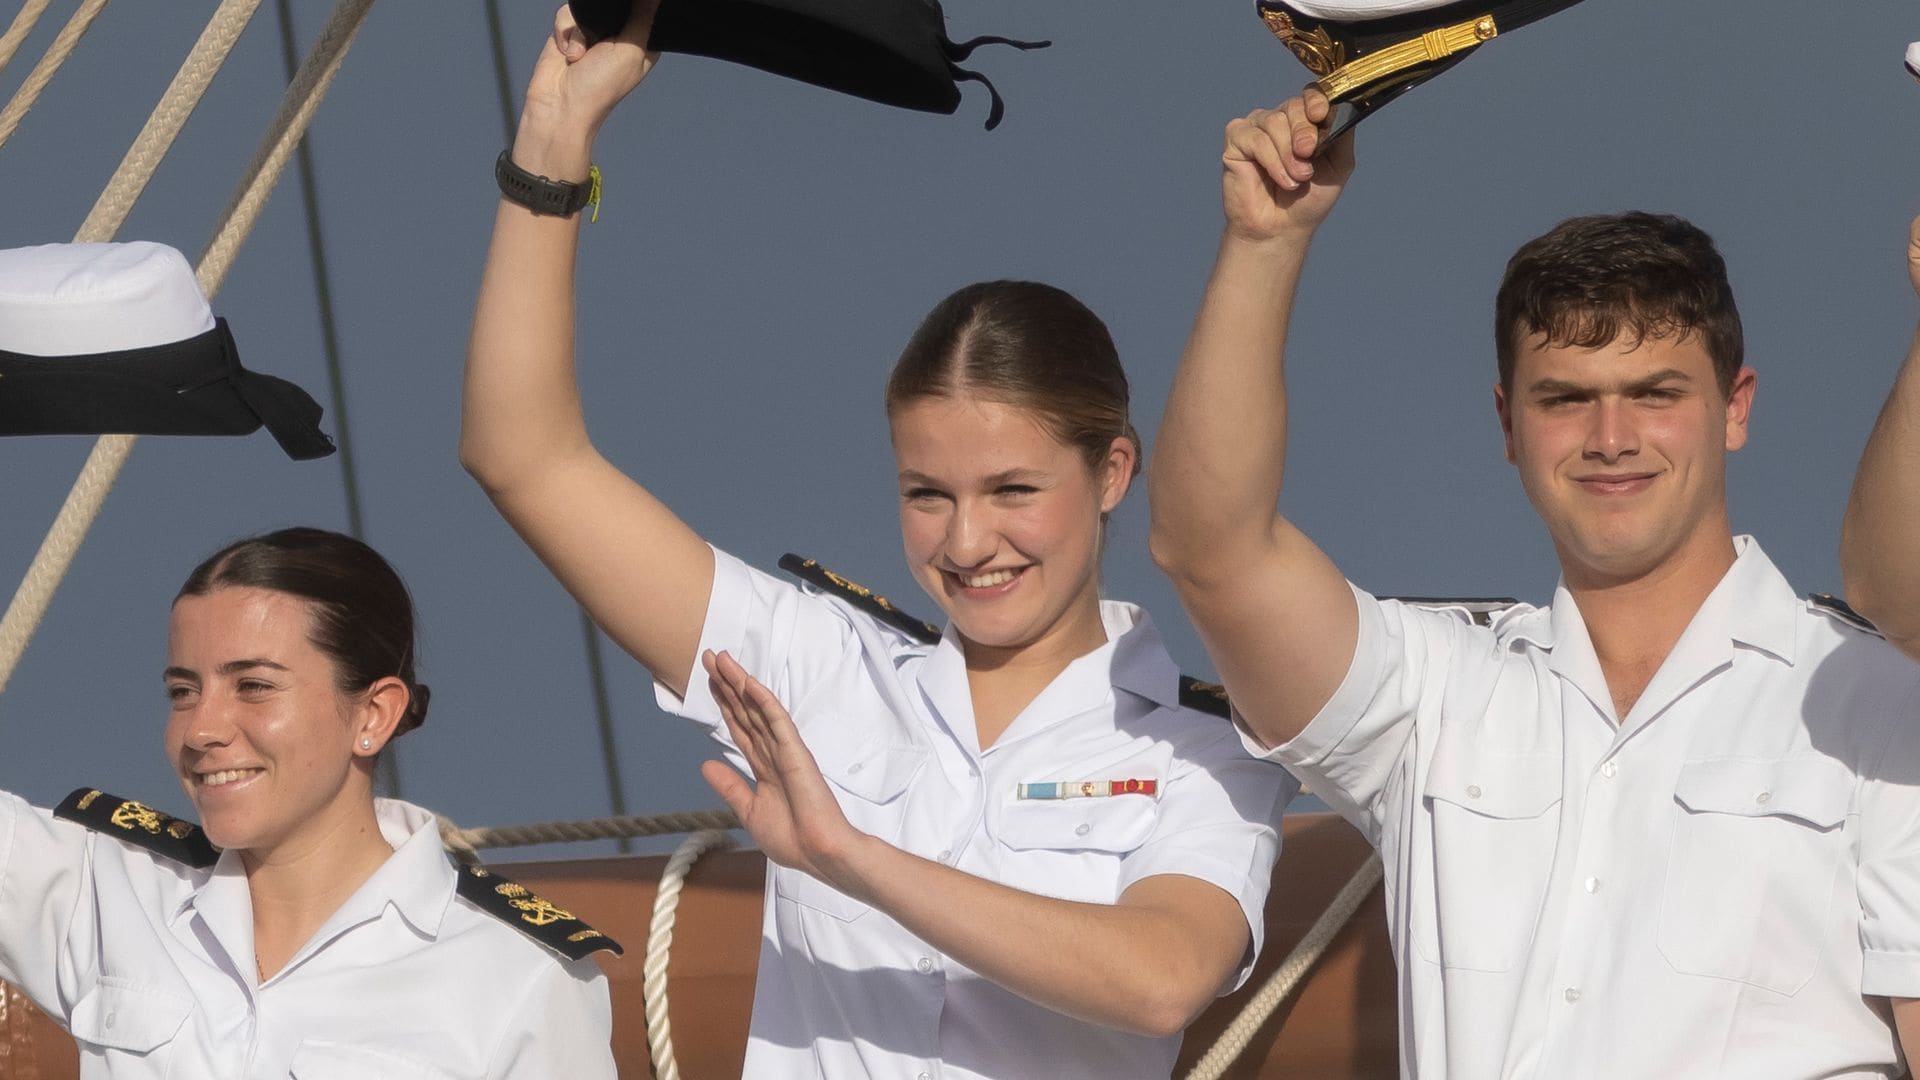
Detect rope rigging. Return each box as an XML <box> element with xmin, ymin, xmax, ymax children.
<box><xmin>0</xmin><ymin>0</ymin><xmax>52</xmax><ymax>79</ymax></box>
<box><xmin>0</xmin><ymin>0</ymin><xmax>109</xmax><ymax>152</ymax></box>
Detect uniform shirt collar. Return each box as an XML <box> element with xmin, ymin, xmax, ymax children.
<box><xmin>1533</xmin><ymin>536</ymin><xmax>1797</xmax><ymax>664</ymax></box>
<box><xmin>178</xmin><ymin>798</ymin><xmax>458</xmax><ymax>978</ymax></box>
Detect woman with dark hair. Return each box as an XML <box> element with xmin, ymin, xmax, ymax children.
<box><xmin>462</xmin><ymin>7</ymin><xmax>1294</xmax><ymax>1077</ymax></box>
<box><xmin>0</xmin><ymin>527</ymin><xmax>616</xmax><ymax>1078</ymax></box>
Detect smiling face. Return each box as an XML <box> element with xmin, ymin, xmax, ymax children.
<box><xmin>1495</xmin><ymin>331</ymin><xmax>1755</xmax><ymax>588</ymax></box>
<box><xmin>891</xmin><ymin>393</ymin><xmax>1133</xmax><ymax>664</ymax></box>
<box><xmin>164</xmin><ymin>586</ymin><xmax>378</xmax><ymax>853</ymax></box>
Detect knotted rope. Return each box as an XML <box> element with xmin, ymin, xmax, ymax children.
<box><xmin>0</xmin><ymin>0</ymin><xmax>53</xmax><ymax>79</ymax></box>
<box><xmin>0</xmin><ymin>0</ymin><xmax>107</xmax><ymax>151</ymax></box>
<box><xmin>1182</xmin><ymin>852</ymin><xmax>1385</xmax><ymax>1080</ymax></box>
<box><xmin>0</xmin><ymin>0</ymin><xmax>376</xmax><ymax>698</ymax></box>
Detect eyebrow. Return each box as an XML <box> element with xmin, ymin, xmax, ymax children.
<box><xmin>163</xmin><ymin>658</ymin><xmax>291</xmax><ymax>682</ymax></box>
<box><xmin>1528</xmin><ymin>369</ymin><xmax>1694</xmax><ymax>396</ymax></box>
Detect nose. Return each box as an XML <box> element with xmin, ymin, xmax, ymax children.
<box><xmin>181</xmin><ymin>696</ymin><xmax>238</xmax><ymax>754</ymax></box>
<box><xmin>944</xmin><ymin>498</ymin><xmax>998</xmax><ymax>569</ymax></box>
<box><xmin>1582</xmin><ymin>397</ymin><xmax>1639</xmax><ymax>464</ymax></box>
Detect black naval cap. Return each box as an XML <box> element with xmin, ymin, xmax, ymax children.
<box><xmin>568</xmin><ymin>0</ymin><xmax>1047</xmax><ymax>130</ymax></box>
<box><xmin>0</xmin><ymin>242</ymin><xmax>335</xmax><ymax>461</ymax></box>
<box><xmin>1258</xmin><ymin>0</ymin><xmax>1587</xmax><ymax>143</ymax></box>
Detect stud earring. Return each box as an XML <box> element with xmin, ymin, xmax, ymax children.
<box><xmin>360</xmin><ymin>737</ymin><xmax>373</xmax><ymax>750</ymax></box>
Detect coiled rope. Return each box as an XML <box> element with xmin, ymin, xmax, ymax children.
<box><xmin>644</xmin><ymin>829</ymin><xmax>736</xmax><ymax>1080</ymax></box>
<box><xmin>436</xmin><ymin>807</ymin><xmax>1379</xmax><ymax>1078</ymax></box>
<box><xmin>0</xmin><ymin>0</ymin><xmax>53</xmax><ymax>79</ymax></box>
<box><xmin>0</xmin><ymin>0</ymin><xmax>108</xmax><ymax>151</ymax></box>
<box><xmin>1183</xmin><ymin>852</ymin><xmax>1384</xmax><ymax>1080</ymax></box>
<box><xmin>0</xmin><ymin>0</ymin><xmax>376</xmax><ymax>698</ymax></box>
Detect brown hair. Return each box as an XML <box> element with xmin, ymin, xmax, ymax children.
<box><xmin>886</xmin><ymin>280</ymin><xmax>1141</xmax><ymax>479</ymax></box>
<box><xmin>176</xmin><ymin>527</ymin><xmax>430</xmax><ymax>736</ymax></box>
<box><xmin>1495</xmin><ymin>212</ymin><xmax>1744</xmax><ymax>395</ymax></box>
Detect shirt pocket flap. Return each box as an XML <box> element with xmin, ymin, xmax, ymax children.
<box><xmin>813</xmin><ymin>735</ymin><xmax>926</xmax><ymax>804</ymax></box>
<box><xmin>1673</xmin><ymin>757</ymin><xmax>1852</xmax><ymax>828</ymax></box>
<box><xmin>999</xmin><ymin>798</ymin><xmax>1158</xmax><ymax>853</ymax></box>
<box><xmin>292</xmin><ymin>1040</ymin><xmax>455</xmax><ymax>1079</ymax></box>
<box><xmin>1423</xmin><ymin>752</ymin><xmax>1562</xmax><ymax>819</ymax></box>
<box><xmin>68</xmin><ymin>980</ymin><xmax>191</xmax><ymax>1053</ymax></box>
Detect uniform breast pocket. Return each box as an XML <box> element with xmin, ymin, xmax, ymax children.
<box><xmin>290</xmin><ymin>1040</ymin><xmax>457</xmax><ymax>1079</ymax></box>
<box><xmin>774</xmin><ymin>731</ymin><xmax>927</xmax><ymax>922</ymax></box>
<box><xmin>1414</xmin><ymin>752</ymin><xmax>1562</xmax><ymax>973</ymax></box>
<box><xmin>994</xmin><ymin>798</ymin><xmax>1158</xmax><ymax>903</ymax></box>
<box><xmin>67</xmin><ymin>978</ymin><xmax>192</xmax><ymax>1063</ymax></box>
<box><xmin>1657</xmin><ymin>757</ymin><xmax>1852</xmax><ymax>995</ymax></box>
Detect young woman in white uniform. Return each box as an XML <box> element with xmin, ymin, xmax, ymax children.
<box><xmin>0</xmin><ymin>527</ymin><xmax>616</xmax><ymax>1078</ymax></box>
<box><xmin>463</xmin><ymin>7</ymin><xmax>1295</xmax><ymax>1077</ymax></box>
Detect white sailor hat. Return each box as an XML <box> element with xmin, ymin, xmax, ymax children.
<box><xmin>0</xmin><ymin>242</ymin><xmax>334</xmax><ymax>460</ymax></box>
<box><xmin>1906</xmin><ymin>41</ymin><xmax>1919</xmax><ymax>83</ymax></box>
<box><xmin>1258</xmin><ymin>0</ymin><xmax>1587</xmax><ymax>142</ymax></box>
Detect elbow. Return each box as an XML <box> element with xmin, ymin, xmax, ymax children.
<box><xmin>1124</xmin><ymin>981</ymin><xmax>1215</xmax><ymax>1040</ymax></box>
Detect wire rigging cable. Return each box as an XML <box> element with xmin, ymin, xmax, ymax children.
<box><xmin>0</xmin><ymin>0</ymin><xmax>377</xmax><ymax>697</ymax></box>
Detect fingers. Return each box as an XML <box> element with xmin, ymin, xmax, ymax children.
<box><xmin>1223</xmin><ymin>88</ymin><xmax>1332</xmax><ymax>191</ymax></box>
<box><xmin>700</xmin><ymin>759</ymin><xmax>754</xmax><ymax>817</ymax></box>
<box><xmin>551</xmin><ymin>4</ymin><xmax>587</xmax><ymax>61</ymax></box>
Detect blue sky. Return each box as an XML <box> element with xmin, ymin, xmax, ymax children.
<box><xmin>2</xmin><ymin>0</ymin><xmax>1916</xmax><ymax>858</ymax></box>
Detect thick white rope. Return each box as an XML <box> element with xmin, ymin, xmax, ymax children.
<box><xmin>0</xmin><ymin>0</ymin><xmax>53</xmax><ymax>79</ymax></box>
<box><xmin>0</xmin><ymin>0</ymin><xmax>106</xmax><ymax>151</ymax></box>
<box><xmin>644</xmin><ymin>829</ymin><xmax>736</xmax><ymax>1080</ymax></box>
<box><xmin>1183</xmin><ymin>852</ymin><xmax>1384</xmax><ymax>1080</ymax></box>
<box><xmin>438</xmin><ymin>809</ymin><xmax>743</xmax><ymax>863</ymax></box>
<box><xmin>0</xmin><ymin>0</ymin><xmax>375</xmax><ymax>699</ymax></box>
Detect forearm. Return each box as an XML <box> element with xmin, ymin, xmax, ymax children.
<box><xmin>1149</xmin><ymin>231</ymin><xmax>1312</xmax><ymax>581</ymax></box>
<box><xmin>460</xmin><ymin>106</ymin><xmax>601</xmax><ymax>494</ymax></box>
<box><xmin>828</xmin><ymin>836</ymin><xmax>1240</xmax><ymax>1038</ymax></box>
<box><xmin>1841</xmin><ymin>324</ymin><xmax>1920</xmax><ymax>652</ymax></box>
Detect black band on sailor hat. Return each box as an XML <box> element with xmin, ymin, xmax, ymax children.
<box><xmin>1257</xmin><ymin>0</ymin><xmax>1588</xmax><ymax>141</ymax></box>
<box><xmin>0</xmin><ymin>242</ymin><xmax>335</xmax><ymax>460</ymax></box>
<box><xmin>569</xmin><ymin>0</ymin><xmax>1047</xmax><ymax>129</ymax></box>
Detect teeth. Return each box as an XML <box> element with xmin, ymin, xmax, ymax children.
<box><xmin>963</xmin><ymin>569</ymin><xmax>1017</xmax><ymax>588</ymax></box>
<box><xmin>199</xmin><ymin>769</ymin><xmax>260</xmax><ymax>788</ymax></box>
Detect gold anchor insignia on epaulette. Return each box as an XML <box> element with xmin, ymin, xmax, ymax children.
<box><xmin>509</xmin><ymin>897</ymin><xmax>575</xmax><ymax>927</ymax></box>
<box><xmin>1262</xmin><ymin>9</ymin><xmax>1345</xmax><ymax>76</ymax></box>
<box><xmin>820</xmin><ymin>565</ymin><xmax>897</xmax><ymax>612</ymax></box>
<box><xmin>111</xmin><ymin>800</ymin><xmax>166</xmax><ymax>834</ymax></box>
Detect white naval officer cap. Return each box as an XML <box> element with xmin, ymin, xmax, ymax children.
<box><xmin>0</xmin><ymin>241</ymin><xmax>335</xmax><ymax>459</ymax></box>
<box><xmin>1257</xmin><ymin>0</ymin><xmax>1588</xmax><ymax>143</ymax></box>
<box><xmin>1907</xmin><ymin>41</ymin><xmax>1919</xmax><ymax>82</ymax></box>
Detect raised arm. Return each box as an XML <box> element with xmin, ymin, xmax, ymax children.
<box><xmin>1840</xmin><ymin>216</ymin><xmax>1920</xmax><ymax>659</ymax></box>
<box><xmin>462</xmin><ymin>3</ymin><xmax>713</xmax><ymax>695</ymax></box>
<box><xmin>1148</xmin><ymin>91</ymin><xmax>1360</xmax><ymax>748</ymax></box>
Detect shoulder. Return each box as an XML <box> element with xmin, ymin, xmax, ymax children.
<box><xmin>1370</xmin><ymin>591</ymin><xmax>1540</xmax><ymax>655</ymax></box>
<box><xmin>51</xmin><ymin>788</ymin><xmax>218</xmax><ymax>869</ymax></box>
<box><xmin>778</xmin><ymin>553</ymin><xmax>941</xmax><ymax>647</ymax></box>
<box><xmin>451</xmin><ymin>863</ymin><xmax>623</xmax><ymax>965</ymax></box>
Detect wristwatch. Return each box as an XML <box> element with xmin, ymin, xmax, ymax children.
<box><xmin>495</xmin><ymin>150</ymin><xmax>597</xmax><ymax>218</ymax></box>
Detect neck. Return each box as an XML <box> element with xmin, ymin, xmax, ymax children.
<box><xmin>242</xmin><ymin>792</ymin><xmax>394</xmax><ymax>979</ymax></box>
<box><xmin>1561</xmin><ymin>527</ymin><xmax>1738</xmax><ymax>717</ymax></box>
<box><xmin>960</xmin><ymin>592</ymin><xmax>1110</xmax><ymax>748</ymax></box>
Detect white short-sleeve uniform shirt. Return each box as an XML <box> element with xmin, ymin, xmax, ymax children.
<box><xmin>0</xmin><ymin>793</ymin><xmax>615</xmax><ymax>1078</ymax></box>
<box><xmin>1250</xmin><ymin>537</ymin><xmax>1920</xmax><ymax>1079</ymax></box>
<box><xmin>656</xmin><ymin>548</ymin><xmax>1296</xmax><ymax>1079</ymax></box>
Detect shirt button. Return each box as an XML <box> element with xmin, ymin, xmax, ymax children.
<box><xmin>1583</xmin><ymin>877</ymin><xmax>1600</xmax><ymax>894</ymax></box>
<box><xmin>847</xmin><ymin>762</ymin><xmax>863</xmax><ymax>775</ymax></box>
<box><xmin>1465</xmin><ymin>785</ymin><xmax>1483</xmax><ymax>800</ymax></box>
<box><xmin>104</xmin><ymin>1011</ymin><xmax>116</xmax><ymax>1028</ymax></box>
<box><xmin>917</xmin><ymin>956</ymin><xmax>935</xmax><ymax>974</ymax></box>
<box><xmin>1564</xmin><ymin>988</ymin><xmax>1581</xmax><ymax>1004</ymax></box>
<box><xmin>918</xmin><ymin>1073</ymin><xmax>932</xmax><ymax>1080</ymax></box>
<box><xmin>1600</xmin><ymin>761</ymin><xmax>1617</xmax><ymax>779</ymax></box>
<box><xmin>1756</xmin><ymin>790</ymin><xmax>1771</xmax><ymax>805</ymax></box>
<box><xmin>1074</xmin><ymin>822</ymin><xmax>1092</xmax><ymax>837</ymax></box>
<box><xmin>936</xmin><ymin>849</ymin><xmax>952</xmax><ymax>864</ymax></box>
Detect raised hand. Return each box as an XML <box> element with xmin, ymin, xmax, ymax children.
<box><xmin>521</xmin><ymin>2</ymin><xmax>660</xmax><ymax>149</ymax></box>
<box><xmin>1221</xmin><ymin>87</ymin><xmax>1355</xmax><ymax>244</ymax></box>
<box><xmin>698</xmin><ymin>650</ymin><xmax>866</xmax><ymax>888</ymax></box>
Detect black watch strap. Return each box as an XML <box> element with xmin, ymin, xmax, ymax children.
<box><xmin>495</xmin><ymin>150</ymin><xmax>597</xmax><ymax>218</ymax></box>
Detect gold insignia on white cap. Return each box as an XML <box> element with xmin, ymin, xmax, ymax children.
<box><xmin>0</xmin><ymin>241</ymin><xmax>214</xmax><ymax>357</ymax></box>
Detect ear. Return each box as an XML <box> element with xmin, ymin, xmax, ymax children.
<box><xmin>1494</xmin><ymin>381</ymin><xmax>1517</xmax><ymax>465</ymax></box>
<box><xmin>1723</xmin><ymin>366</ymin><xmax>1757</xmax><ymax>452</ymax></box>
<box><xmin>1097</xmin><ymin>436</ymin><xmax>1137</xmax><ymax>514</ymax></box>
<box><xmin>351</xmin><ymin>676</ymin><xmax>410</xmax><ymax>757</ymax></box>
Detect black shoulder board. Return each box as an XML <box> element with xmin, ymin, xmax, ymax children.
<box><xmin>779</xmin><ymin>553</ymin><xmax>941</xmax><ymax>645</ymax></box>
<box><xmin>1810</xmin><ymin>593</ymin><xmax>1883</xmax><ymax>638</ymax></box>
<box><xmin>454</xmin><ymin>863</ymin><xmax>623</xmax><ymax>961</ymax></box>
<box><xmin>53</xmin><ymin>788</ymin><xmax>219</xmax><ymax>869</ymax></box>
<box><xmin>1178</xmin><ymin>676</ymin><xmax>1233</xmax><ymax>719</ymax></box>
<box><xmin>1385</xmin><ymin>596</ymin><xmax>1521</xmax><ymax>628</ymax></box>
